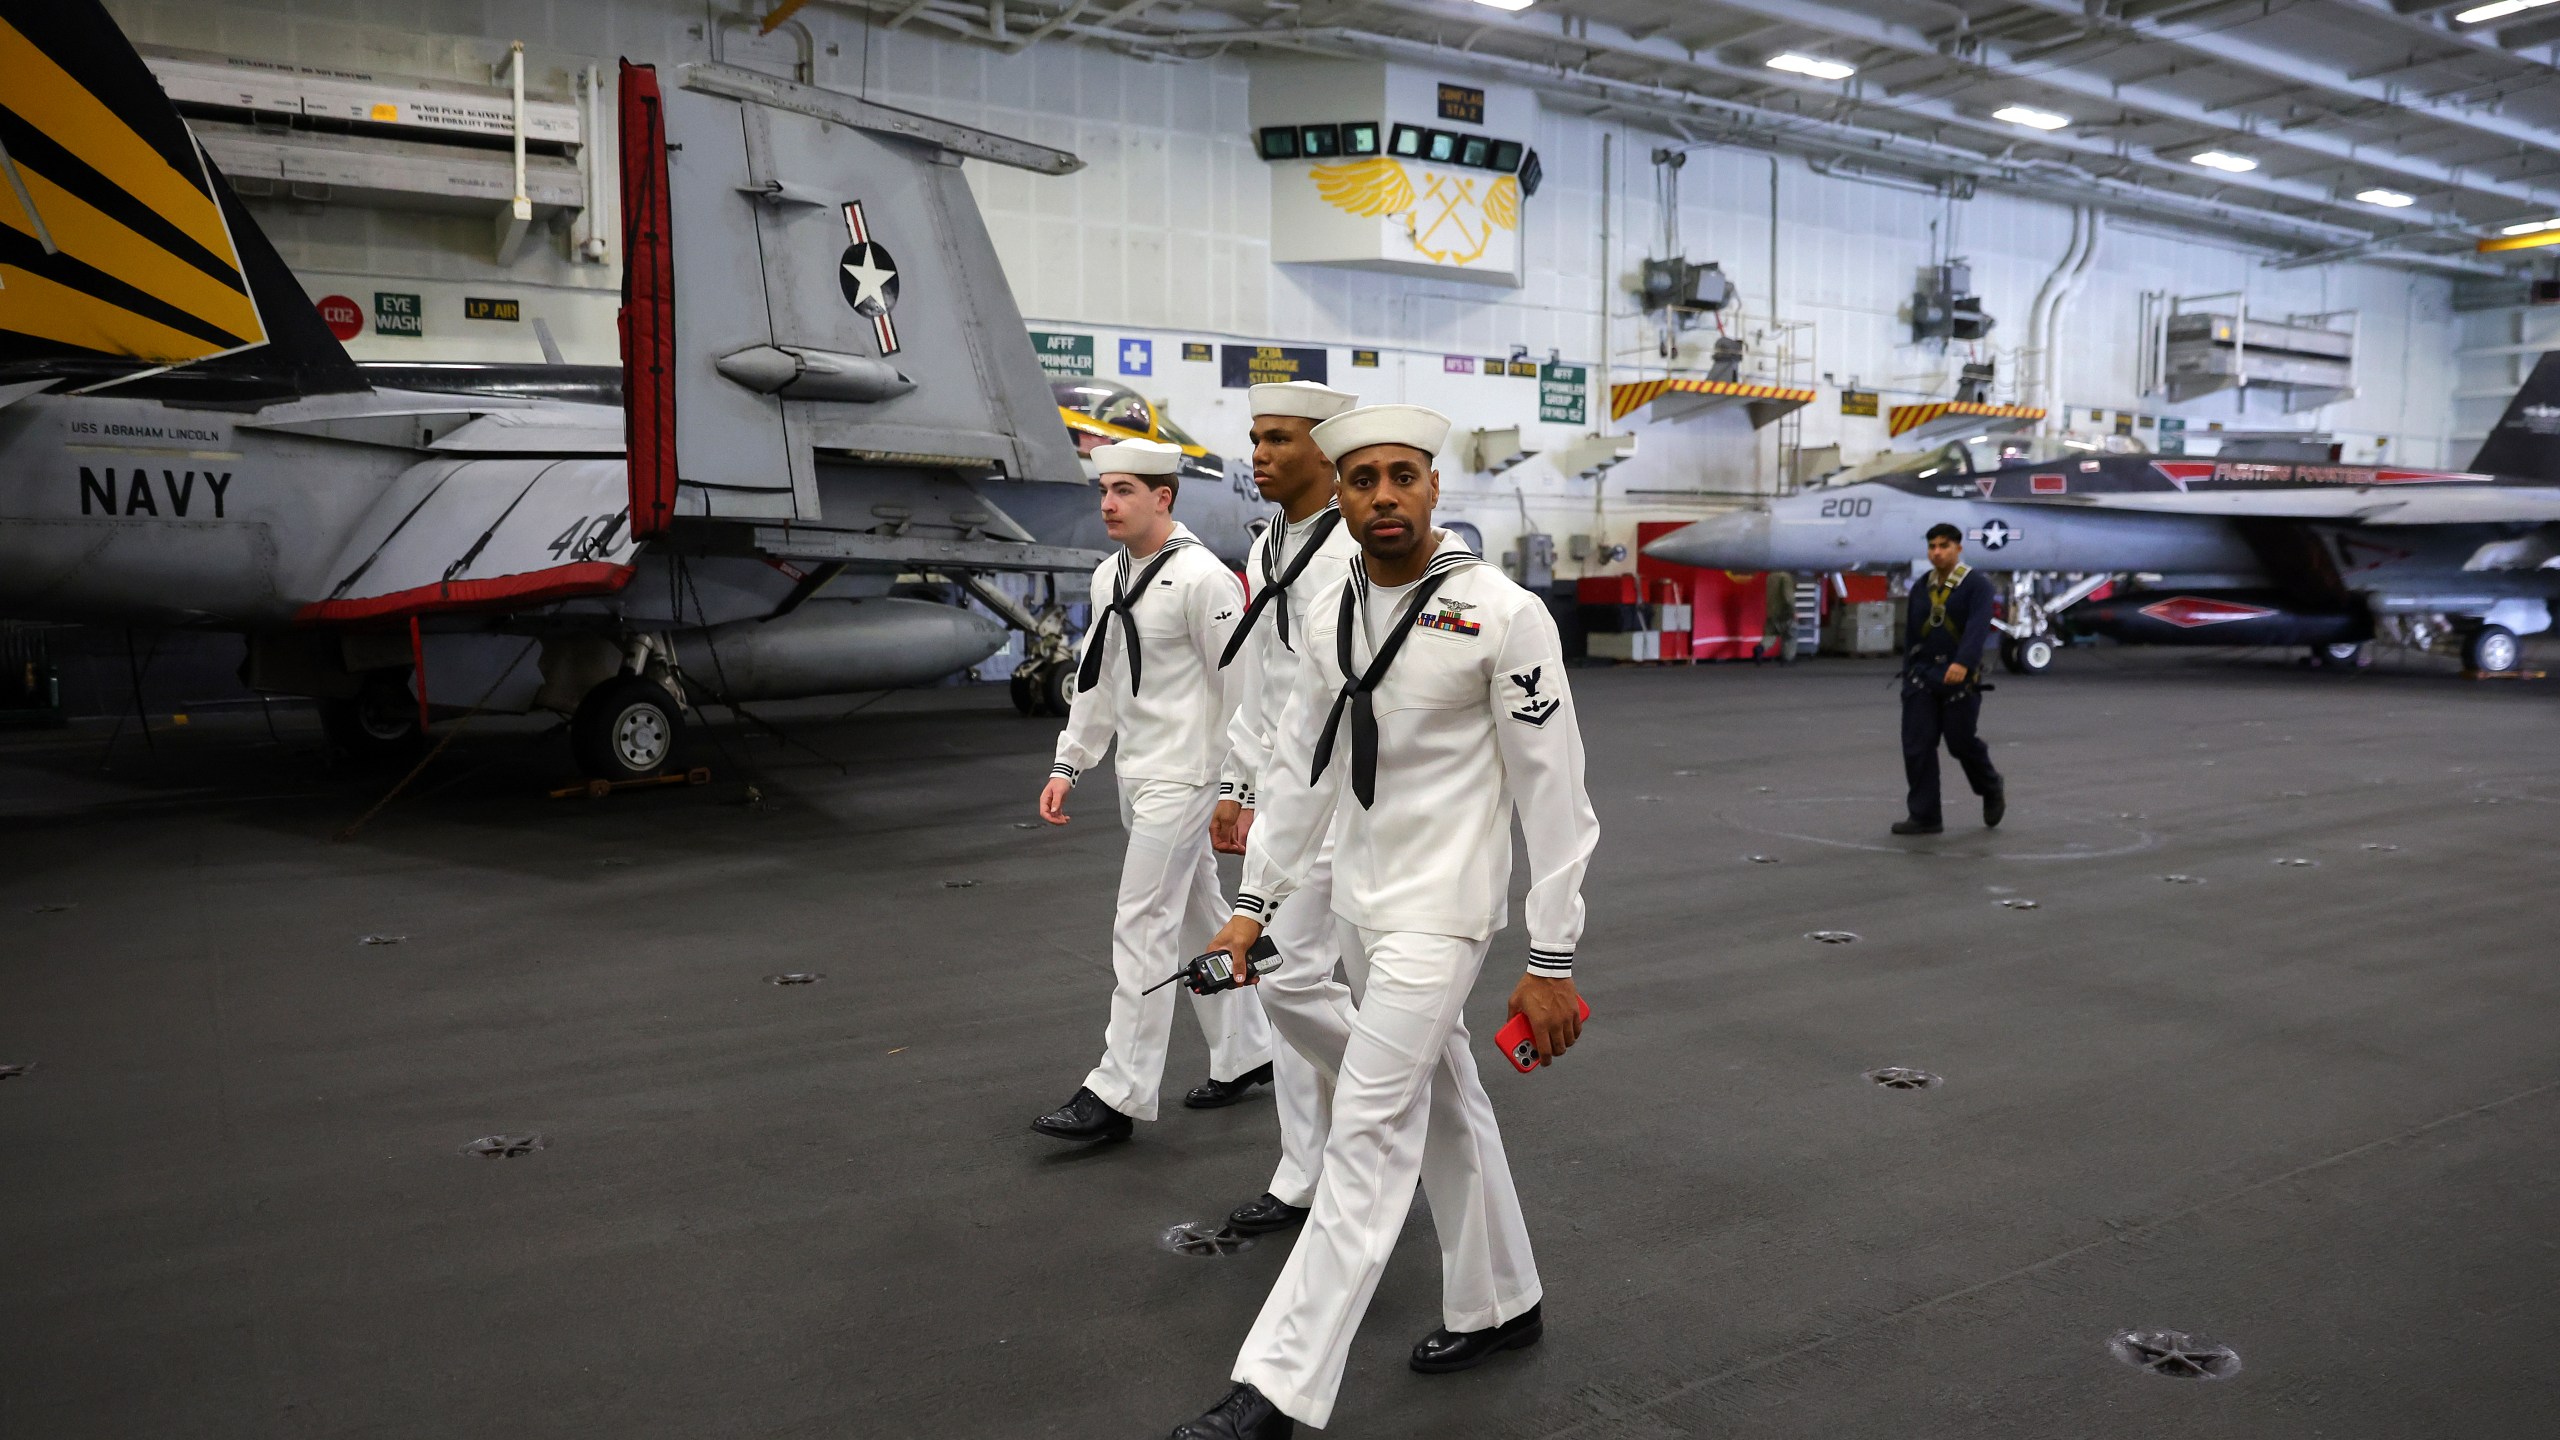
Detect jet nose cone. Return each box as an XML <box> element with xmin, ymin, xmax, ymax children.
<box><xmin>1643</xmin><ymin>509</ymin><xmax>1771</xmax><ymax>570</ymax></box>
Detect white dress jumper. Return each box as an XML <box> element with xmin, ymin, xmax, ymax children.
<box><xmin>1227</xmin><ymin>533</ymin><xmax>1600</xmax><ymax>1427</ymax></box>
<box><xmin>1049</xmin><ymin>523</ymin><xmax>1275</xmax><ymax>1119</ymax></box>
<box><xmin>1217</xmin><ymin>506</ymin><xmax>1367</xmax><ymax>1206</ymax></box>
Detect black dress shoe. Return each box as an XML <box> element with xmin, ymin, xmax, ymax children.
<box><xmin>1890</xmin><ymin>818</ymin><xmax>1943</xmax><ymax>835</ymax></box>
<box><xmin>1410</xmin><ymin>1303</ymin><xmax>1543</xmax><ymax>1373</ymax></box>
<box><xmin>1983</xmin><ymin>786</ymin><xmax>2006</xmax><ymax>828</ymax></box>
<box><xmin>1183</xmin><ymin>1061</ymin><xmax>1274</xmax><ymax>1110</ymax></box>
<box><xmin>1225</xmin><ymin>1191</ymin><xmax>1310</xmax><ymax>1236</ymax></box>
<box><xmin>1030</xmin><ymin>1086</ymin><xmax>1132</xmax><ymax>1143</ymax></box>
<box><xmin>1168</xmin><ymin>1382</ymin><xmax>1293</xmax><ymax>1439</ymax></box>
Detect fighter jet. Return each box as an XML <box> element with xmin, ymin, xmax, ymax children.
<box><xmin>1644</xmin><ymin>361</ymin><xmax>2560</xmax><ymax>675</ymax></box>
<box><xmin>0</xmin><ymin>1</ymin><xmax>1249</xmax><ymax>774</ymax></box>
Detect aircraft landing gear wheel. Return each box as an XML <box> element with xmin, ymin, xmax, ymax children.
<box><xmin>1039</xmin><ymin>661</ymin><xmax>1077</xmax><ymax>717</ymax></box>
<box><xmin>1010</xmin><ymin>665</ymin><xmax>1040</xmax><ymax>717</ymax></box>
<box><xmin>2013</xmin><ymin>633</ymin><xmax>2058</xmax><ymax>675</ymax></box>
<box><xmin>1999</xmin><ymin>638</ymin><xmax>2024</xmax><ymax>674</ymax></box>
<box><xmin>2316</xmin><ymin>641</ymin><xmax>2369</xmax><ymax>670</ymax></box>
<box><xmin>2464</xmin><ymin>625</ymin><xmax>2519</xmax><ymax>674</ymax></box>
<box><xmin>572</xmin><ymin>674</ymin><xmax>683</xmax><ymax>780</ymax></box>
<box><xmin>321</xmin><ymin>671</ymin><xmax>424</xmax><ymax>768</ymax></box>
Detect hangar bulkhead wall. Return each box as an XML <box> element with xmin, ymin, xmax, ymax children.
<box><xmin>105</xmin><ymin>0</ymin><xmax>2460</xmax><ymax>578</ymax></box>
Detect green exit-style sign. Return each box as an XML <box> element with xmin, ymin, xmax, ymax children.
<box><xmin>1030</xmin><ymin>331</ymin><xmax>1094</xmax><ymax>376</ymax></box>
<box><xmin>373</xmin><ymin>291</ymin><xmax>422</xmax><ymax>337</ymax></box>
<box><xmin>1539</xmin><ymin>362</ymin><xmax>1586</xmax><ymax>424</ymax></box>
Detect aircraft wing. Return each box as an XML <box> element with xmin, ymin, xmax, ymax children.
<box><xmin>297</xmin><ymin>458</ymin><xmax>636</xmax><ymax>623</ymax></box>
<box><xmin>2025</xmin><ymin>487</ymin><xmax>2560</xmax><ymax>526</ymax></box>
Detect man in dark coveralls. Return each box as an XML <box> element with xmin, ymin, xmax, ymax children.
<box><xmin>1892</xmin><ymin>523</ymin><xmax>2005</xmax><ymax>835</ymax></box>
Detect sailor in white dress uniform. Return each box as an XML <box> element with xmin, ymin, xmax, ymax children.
<box><xmin>1031</xmin><ymin>438</ymin><xmax>1277</xmax><ymax>1143</ymax></box>
<box><xmin>1169</xmin><ymin>406</ymin><xmax>1601</xmax><ymax>1438</ymax></box>
<box><xmin>1208</xmin><ymin>381</ymin><xmax>1368</xmax><ymax>1239</ymax></box>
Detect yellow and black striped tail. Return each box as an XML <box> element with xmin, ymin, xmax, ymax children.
<box><xmin>0</xmin><ymin>0</ymin><xmax>360</xmax><ymax>393</ymax></box>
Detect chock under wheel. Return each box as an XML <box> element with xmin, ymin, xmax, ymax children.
<box><xmin>549</xmin><ymin>766</ymin><xmax>713</xmax><ymax>800</ymax></box>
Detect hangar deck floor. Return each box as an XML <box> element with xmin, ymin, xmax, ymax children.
<box><xmin>5</xmin><ymin>647</ymin><xmax>2557</xmax><ymax>1439</ymax></box>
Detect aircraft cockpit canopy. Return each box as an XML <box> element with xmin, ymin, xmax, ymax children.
<box><xmin>1818</xmin><ymin>432</ymin><xmax>2152</xmax><ymax>493</ymax></box>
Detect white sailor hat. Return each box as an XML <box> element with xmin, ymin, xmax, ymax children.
<box><xmin>1248</xmin><ymin>380</ymin><xmax>1359</xmax><ymax>422</ymax></box>
<box><xmin>1311</xmin><ymin>403</ymin><xmax>1452</xmax><ymax>464</ymax></box>
<box><xmin>1090</xmin><ymin>437</ymin><xmax>1184</xmax><ymax>476</ymax></box>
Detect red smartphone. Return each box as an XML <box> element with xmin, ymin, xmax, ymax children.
<box><xmin>1496</xmin><ymin>997</ymin><xmax>1592</xmax><ymax>1073</ymax></box>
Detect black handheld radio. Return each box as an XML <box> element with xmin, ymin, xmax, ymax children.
<box><xmin>1144</xmin><ymin>936</ymin><xmax>1281</xmax><ymax>997</ymax></box>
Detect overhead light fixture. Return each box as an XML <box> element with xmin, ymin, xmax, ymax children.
<box><xmin>2356</xmin><ymin>188</ymin><xmax>2415</xmax><ymax>209</ymax></box>
<box><xmin>1469</xmin><ymin>0</ymin><xmax>1537</xmax><ymax>9</ymax></box>
<box><xmin>2190</xmin><ymin>150</ymin><xmax>2258</xmax><ymax>173</ymax></box>
<box><xmin>1993</xmin><ymin>105</ymin><xmax>2070</xmax><ymax>132</ymax></box>
<box><xmin>2500</xmin><ymin>217</ymin><xmax>2560</xmax><ymax>235</ymax></box>
<box><xmin>1767</xmin><ymin>53</ymin><xmax>1856</xmax><ymax>81</ymax></box>
<box><xmin>2454</xmin><ymin>0</ymin><xmax>2555</xmax><ymax>22</ymax></box>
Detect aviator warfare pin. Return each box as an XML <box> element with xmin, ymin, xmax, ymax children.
<box><xmin>1415</xmin><ymin>597</ymin><xmax>1480</xmax><ymax>636</ymax></box>
<box><xmin>838</xmin><ymin>201</ymin><xmax>902</xmax><ymax>355</ymax></box>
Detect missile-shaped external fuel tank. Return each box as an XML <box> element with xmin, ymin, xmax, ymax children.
<box><xmin>672</xmin><ymin>597</ymin><xmax>1008</xmax><ymax>700</ymax></box>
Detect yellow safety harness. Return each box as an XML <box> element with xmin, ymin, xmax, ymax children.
<box><xmin>1924</xmin><ymin>562</ymin><xmax>1971</xmax><ymax>636</ymax></box>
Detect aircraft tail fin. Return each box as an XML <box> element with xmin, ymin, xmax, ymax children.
<box><xmin>2466</xmin><ymin>351</ymin><xmax>2560</xmax><ymax>480</ymax></box>
<box><xmin>0</xmin><ymin>0</ymin><xmax>364</xmax><ymax>395</ymax></box>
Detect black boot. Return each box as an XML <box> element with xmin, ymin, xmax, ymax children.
<box><xmin>1168</xmin><ymin>1382</ymin><xmax>1293</xmax><ymax>1439</ymax></box>
<box><xmin>1225</xmin><ymin>1191</ymin><xmax>1310</xmax><ymax>1236</ymax></box>
<box><xmin>1983</xmin><ymin>785</ymin><xmax>2006</xmax><ymax>828</ymax></box>
<box><xmin>1030</xmin><ymin>1086</ymin><xmax>1132</xmax><ymax>1143</ymax></box>
<box><xmin>1410</xmin><ymin>1303</ymin><xmax>1544</xmax><ymax>1373</ymax></box>
<box><xmin>1184</xmin><ymin>1061</ymin><xmax>1274</xmax><ymax>1110</ymax></box>
<box><xmin>1890</xmin><ymin>817</ymin><xmax>1943</xmax><ymax>835</ymax></box>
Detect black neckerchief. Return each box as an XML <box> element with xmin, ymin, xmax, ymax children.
<box><xmin>1310</xmin><ymin>542</ymin><xmax>1479</xmax><ymax>808</ymax></box>
<box><xmin>1218</xmin><ymin>507</ymin><xmax>1342</xmax><ymax>669</ymax></box>
<box><xmin>1077</xmin><ymin>535</ymin><xmax>1196</xmax><ymax>695</ymax></box>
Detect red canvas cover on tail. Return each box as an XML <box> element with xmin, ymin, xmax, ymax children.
<box><xmin>619</xmin><ymin>61</ymin><xmax>678</xmax><ymax>540</ymax></box>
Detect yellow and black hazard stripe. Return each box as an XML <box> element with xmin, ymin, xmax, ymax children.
<box><xmin>0</xmin><ymin>4</ymin><xmax>267</xmax><ymax>370</ymax></box>
<box><xmin>1609</xmin><ymin>376</ymin><xmax>1817</xmax><ymax>422</ymax></box>
<box><xmin>1885</xmin><ymin>401</ymin><xmax>2046</xmax><ymax>438</ymax></box>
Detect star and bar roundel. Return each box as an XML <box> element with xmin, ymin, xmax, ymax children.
<box><xmin>837</xmin><ymin>200</ymin><xmax>900</xmax><ymax>356</ymax></box>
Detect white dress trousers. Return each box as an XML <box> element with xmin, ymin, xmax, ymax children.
<box><xmin>1081</xmin><ymin>776</ymin><xmax>1275</xmax><ymax>1122</ymax></box>
<box><xmin>1231</xmin><ymin>923</ymin><xmax>1542</xmax><ymax>1429</ymax></box>
<box><xmin>1252</xmin><ymin>845</ymin><xmax>1356</xmax><ymax>1208</ymax></box>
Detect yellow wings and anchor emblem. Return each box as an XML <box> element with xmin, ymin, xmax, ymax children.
<box><xmin>1311</xmin><ymin>157</ymin><xmax>1518</xmax><ymax>266</ymax></box>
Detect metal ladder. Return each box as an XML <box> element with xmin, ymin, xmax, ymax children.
<box><xmin>1789</xmin><ymin>571</ymin><xmax>1822</xmax><ymax>657</ymax></box>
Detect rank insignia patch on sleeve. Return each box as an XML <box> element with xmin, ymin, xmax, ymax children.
<box><xmin>1509</xmin><ymin>697</ymin><xmax>1560</xmax><ymax>726</ymax></box>
<box><xmin>1506</xmin><ymin>665</ymin><xmax>1556</xmax><ymax>725</ymax></box>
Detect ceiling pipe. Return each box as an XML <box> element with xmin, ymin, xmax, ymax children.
<box><xmin>1703</xmin><ymin>0</ymin><xmax>2560</xmax><ymax>212</ymax></box>
<box><xmin>815</xmin><ymin>0</ymin><xmax>2505</xmax><ymax>271</ymax></box>
<box><xmin>2043</xmin><ymin>211</ymin><xmax>2104</xmax><ymax>422</ymax></box>
<box><xmin>2025</xmin><ymin>206</ymin><xmax>2090</xmax><ymax>418</ymax></box>
<box><xmin>1263</xmin><ymin>0</ymin><xmax>2535</xmax><ymax>251</ymax></box>
<box><xmin>1235</xmin><ymin>23</ymin><xmax>2379</xmax><ymax>249</ymax></box>
<box><xmin>1005</xmin><ymin>0</ymin><xmax>1087</xmax><ymax>52</ymax></box>
<box><xmin>1993</xmin><ymin>0</ymin><xmax>2560</xmax><ymax>157</ymax></box>
<box><xmin>2332</xmin><ymin>0</ymin><xmax>2560</xmax><ymax>73</ymax></box>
